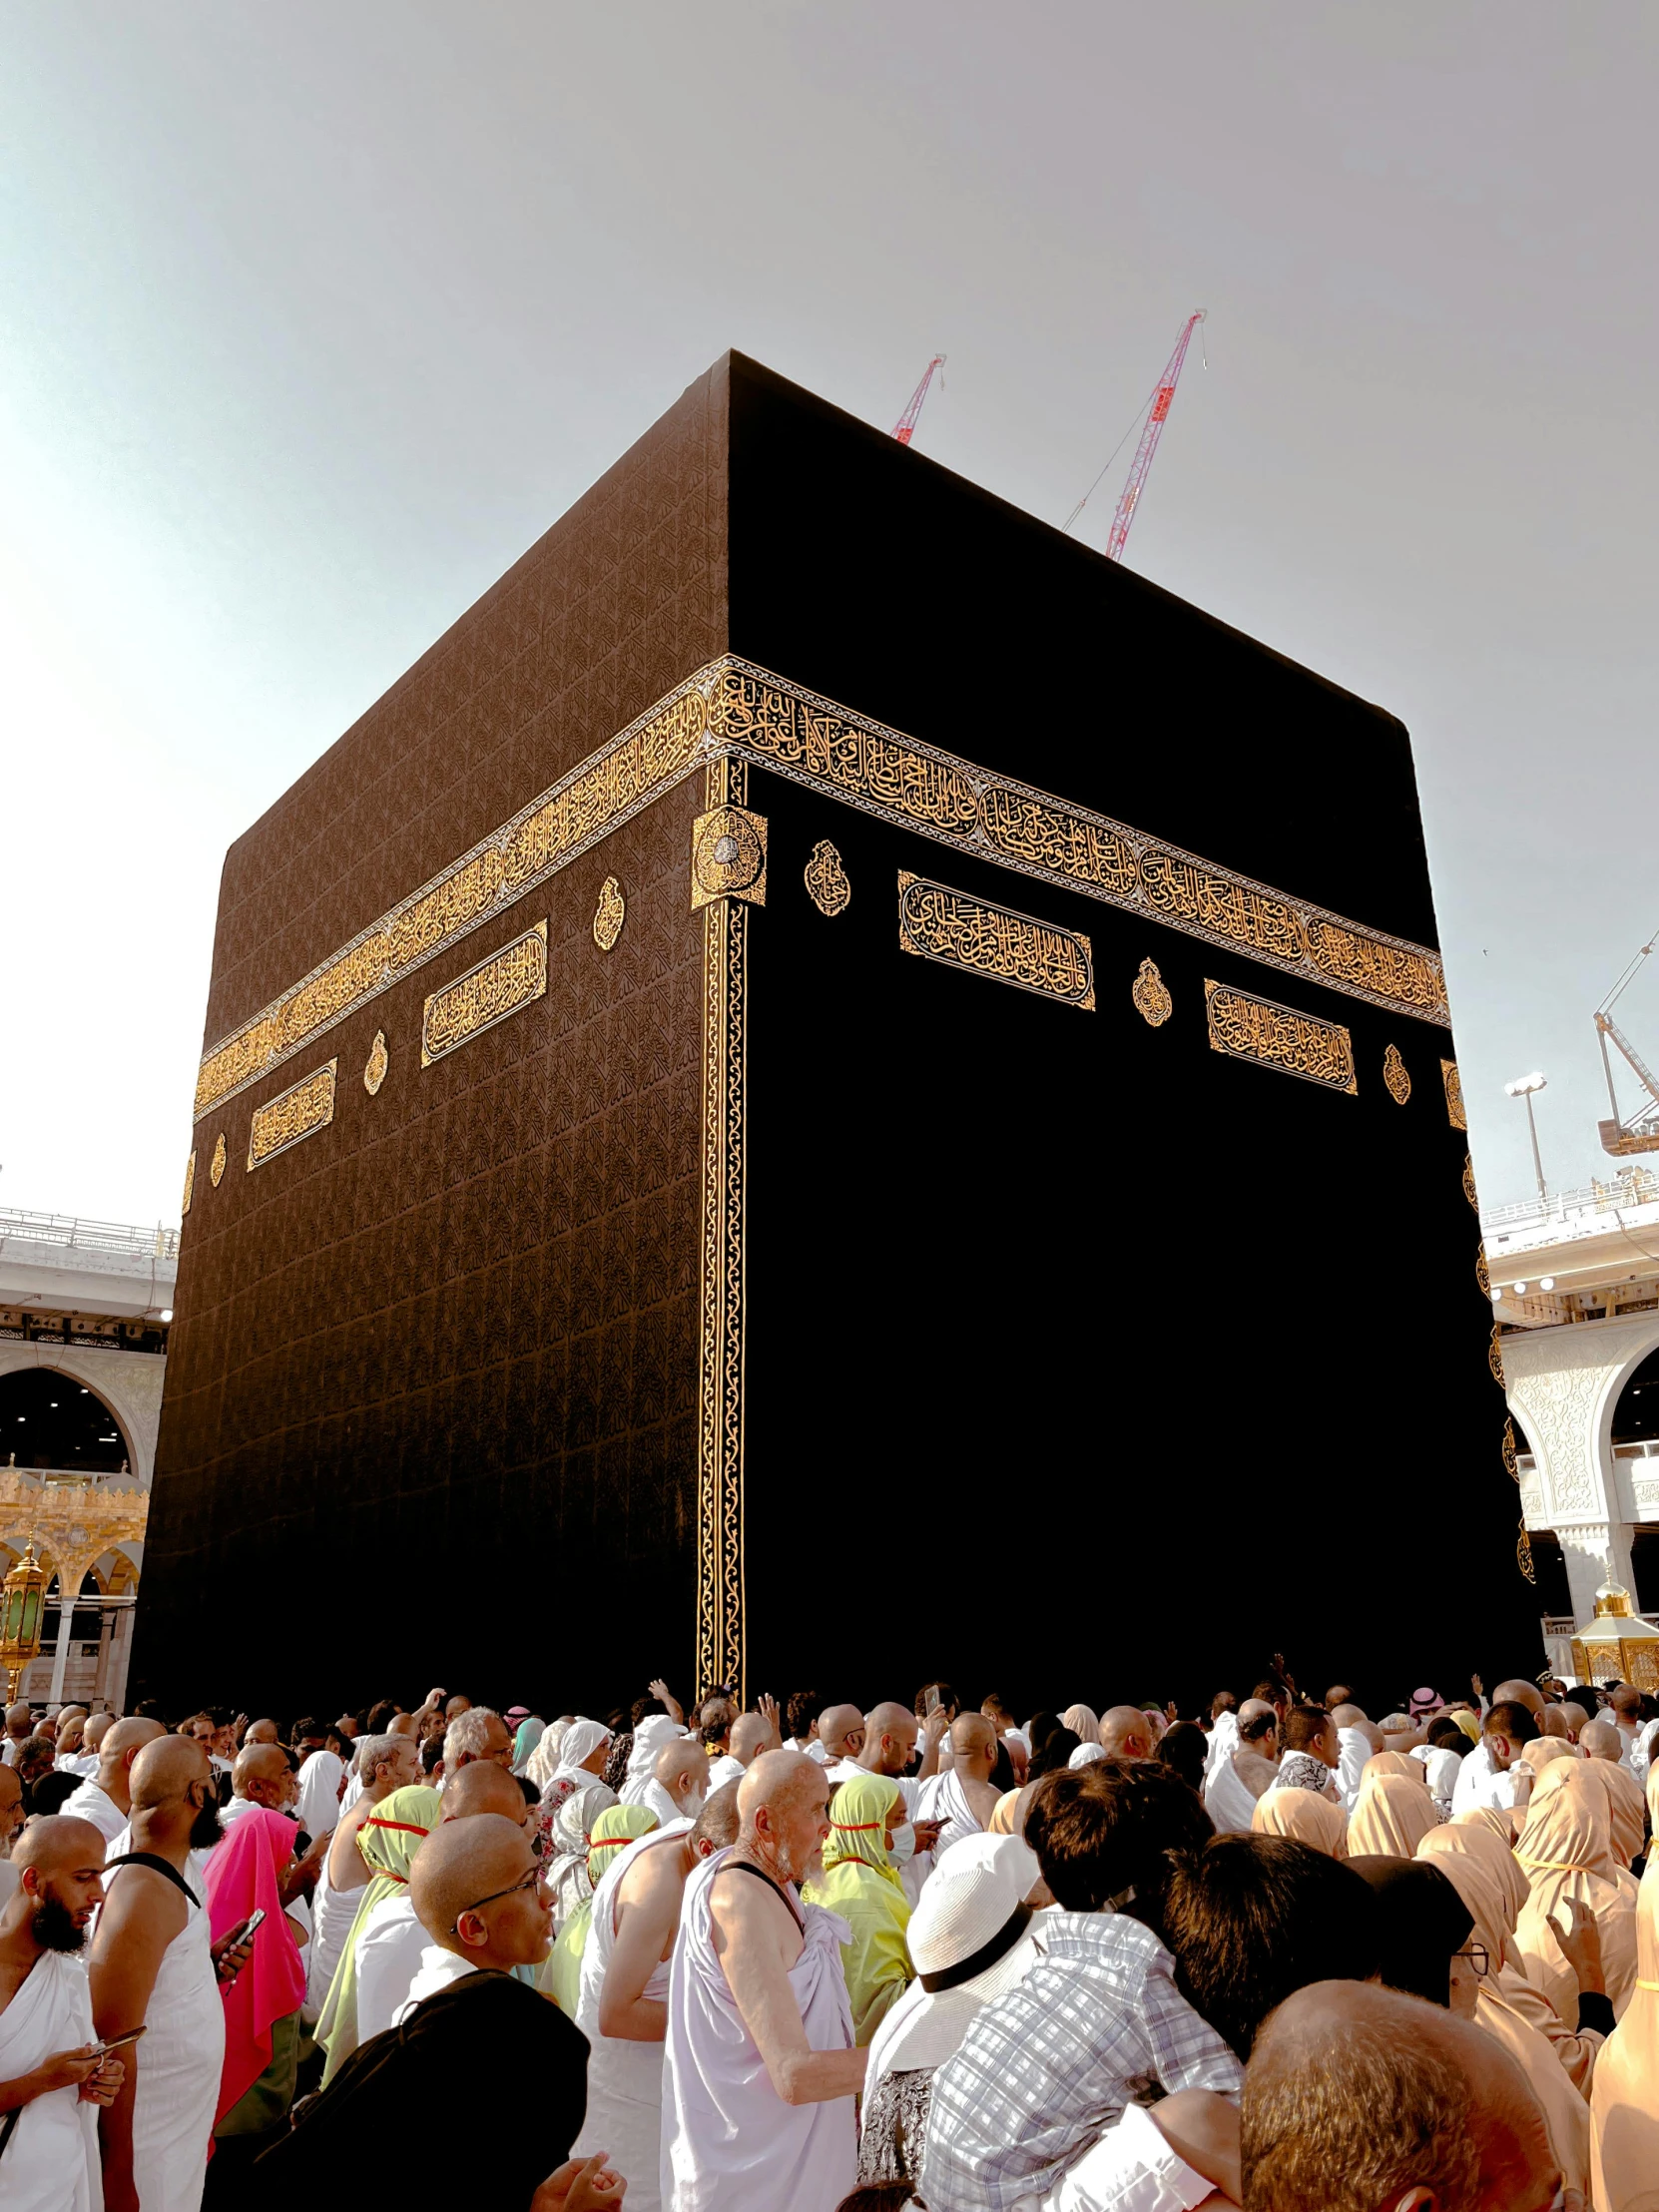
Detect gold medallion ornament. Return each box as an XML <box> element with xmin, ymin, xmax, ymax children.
<box><xmin>1501</xmin><ymin>1417</ymin><xmax>1519</xmax><ymax>1481</ymax></box>
<box><xmin>249</xmin><ymin>1060</ymin><xmax>337</xmax><ymax>1170</ymax></box>
<box><xmin>210</xmin><ymin>1133</ymin><xmax>227</xmax><ymax>1188</ymax></box>
<box><xmin>1476</xmin><ymin>1245</ymin><xmax>1491</xmax><ymax>1298</ymax></box>
<box><xmin>804</xmin><ymin>839</ymin><xmax>850</xmax><ymax>916</ymax></box>
<box><xmin>1488</xmin><ymin>1324</ymin><xmax>1505</xmax><ymax>1388</ymax></box>
<box><xmin>1382</xmin><ymin>1044</ymin><xmax>1411</xmax><ymax>1104</ymax></box>
<box><xmin>363</xmin><ymin>1031</ymin><xmax>388</xmax><ymax>1096</ymax></box>
<box><xmin>1463</xmin><ymin>1154</ymin><xmax>1478</xmax><ymax>1210</ymax></box>
<box><xmin>1131</xmin><ymin>957</ymin><xmax>1173</xmax><ymax>1027</ymax></box>
<box><xmin>1441</xmin><ymin>1058</ymin><xmax>1467</xmax><ymax>1131</ymax></box>
<box><xmin>181</xmin><ymin>1150</ymin><xmax>197</xmax><ymax>1217</ymax></box>
<box><xmin>593</xmin><ymin>875</ymin><xmax>626</xmax><ymax>951</ymax></box>
<box><xmin>691</xmin><ymin>806</ymin><xmax>768</xmax><ymax>909</ymax></box>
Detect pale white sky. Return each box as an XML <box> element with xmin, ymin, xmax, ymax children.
<box><xmin>4</xmin><ymin>4</ymin><xmax>1657</xmax><ymax>1226</ymax></box>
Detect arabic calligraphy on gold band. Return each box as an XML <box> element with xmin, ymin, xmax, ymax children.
<box><xmin>898</xmin><ymin>873</ymin><xmax>1095</xmax><ymax>1009</ymax></box>
<box><xmin>248</xmin><ymin>1060</ymin><xmax>337</xmax><ymax>1170</ymax></box>
<box><xmin>420</xmin><ymin>922</ymin><xmax>548</xmax><ymax>1067</ymax></box>
<box><xmin>196</xmin><ymin>655</ymin><xmax>1445</xmax><ymax>1122</ymax></box>
<box><xmin>1204</xmin><ymin>980</ymin><xmax>1357</xmax><ymax>1094</ymax></box>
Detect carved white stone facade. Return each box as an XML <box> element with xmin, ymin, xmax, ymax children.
<box><xmin>1503</xmin><ymin>1309</ymin><xmax>1659</xmax><ymax>1619</ymax></box>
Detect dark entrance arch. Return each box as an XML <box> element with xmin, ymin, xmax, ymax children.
<box><xmin>0</xmin><ymin>1370</ymin><xmax>131</xmax><ymax>1473</ymax></box>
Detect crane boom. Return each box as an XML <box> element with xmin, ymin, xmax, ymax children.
<box><xmin>1595</xmin><ymin>1011</ymin><xmax>1659</xmax><ymax>1155</ymax></box>
<box><xmin>892</xmin><ymin>354</ymin><xmax>945</xmax><ymax>445</ymax></box>
<box><xmin>1105</xmin><ymin>311</ymin><xmax>1205</xmax><ymax>562</ymax></box>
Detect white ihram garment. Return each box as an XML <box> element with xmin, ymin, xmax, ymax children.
<box><xmin>101</xmin><ymin>1862</ymin><xmax>224</xmax><ymax>2212</ymax></box>
<box><xmin>61</xmin><ymin>1781</ymin><xmax>125</xmax><ymax>1845</ymax></box>
<box><xmin>1335</xmin><ymin>1728</ymin><xmax>1371</xmax><ymax>1813</ymax></box>
<box><xmin>1202</xmin><ymin>1712</ymin><xmax>1240</xmax><ymax>1784</ymax></box>
<box><xmin>1451</xmin><ymin>1739</ymin><xmax>1516</xmax><ymax>1817</ymax></box>
<box><xmin>353</xmin><ymin>1893</ymin><xmax>431</xmax><ymax>2044</ymax></box>
<box><xmin>661</xmin><ymin>1850</ymin><xmax>856</xmax><ymax>2212</ymax></box>
<box><xmin>294</xmin><ymin>1750</ymin><xmax>344</xmax><ymax>1843</ymax></box>
<box><xmin>919</xmin><ymin>1770</ymin><xmax>986</xmax><ymax>1859</ymax></box>
<box><xmin>392</xmin><ymin>1945</ymin><xmax>476</xmax><ymax>2024</ymax></box>
<box><xmin>0</xmin><ymin>1950</ymin><xmax>102</xmax><ymax>2211</ymax></box>
<box><xmin>1203</xmin><ymin>1754</ymin><xmax>1261</xmax><ymax>1836</ymax></box>
<box><xmin>305</xmin><ymin>1854</ymin><xmax>358</xmax><ymax>2022</ymax></box>
<box><xmin>572</xmin><ymin>1821</ymin><xmax>691</xmax><ymax>2211</ymax></box>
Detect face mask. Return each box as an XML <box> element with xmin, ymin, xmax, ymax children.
<box><xmin>889</xmin><ymin>1822</ymin><xmax>915</xmax><ymax>1867</ymax></box>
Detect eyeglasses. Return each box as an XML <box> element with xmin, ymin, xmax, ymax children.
<box><xmin>449</xmin><ymin>1863</ymin><xmax>547</xmax><ymax>1933</ymax></box>
<box><xmin>1453</xmin><ymin>1942</ymin><xmax>1489</xmax><ymax>1979</ymax></box>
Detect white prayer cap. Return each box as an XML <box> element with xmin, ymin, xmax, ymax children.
<box><xmin>1067</xmin><ymin>1742</ymin><xmax>1109</xmax><ymax>1770</ymax></box>
<box><xmin>625</xmin><ymin>1713</ymin><xmax>686</xmax><ymax>1780</ymax></box>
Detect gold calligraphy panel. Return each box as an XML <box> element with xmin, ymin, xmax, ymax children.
<box><xmin>898</xmin><ymin>872</ymin><xmax>1095</xmax><ymax>1009</ymax></box>
<box><xmin>421</xmin><ymin>922</ymin><xmax>547</xmax><ymax>1067</ymax></box>
<box><xmin>194</xmin><ymin>683</ymin><xmax>708</xmax><ymax>1120</ymax></box>
<box><xmin>198</xmin><ymin>652</ymin><xmax>1449</xmax><ymax>1126</ymax></box>
<box><xmin>1204</xmin><ymin>981</ymin><xmax>1357</xmax><ymax>1094</ymax></box>
<box><xmin>1441</xmin><ymin>1059</ymin><xmax>1467</xmax><ymax>1131</ymax></box>
<box><xmin>247</xmin><ymin>1060</ymin><xmax>337</xmax><ymax>1170</ymax></box>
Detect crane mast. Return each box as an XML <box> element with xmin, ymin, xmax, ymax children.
<box><xmin>1594</xmin><ymin>932</ymin><xmax>1659</xmax><ymax>1155</ymax></box>
<box><xmin>1105</xmin><ymin>311</ymin><xmax>1206</xmax><ymax>562</ymax></box>
<box><xmin>892</xmin><ymin>355</ymin><xmax>945</xmax><ymax>445</ymax></box>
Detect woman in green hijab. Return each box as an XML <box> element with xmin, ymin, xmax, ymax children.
<box><xmin>542</xmin><ymin>1802</ymin><xmax>658</xmax><ymax>2015</ymax></box>
<box><xmin>804</xmin><ymin>1770</ymin><xmax>914</xmax><ymax>2043</ymax></box>
<box><xmin>315</xmin><ymin>1783</ymin><xmax>441</xmax><ymax>2081</ymax></box>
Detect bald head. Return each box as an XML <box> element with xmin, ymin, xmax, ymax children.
<box><xmin>1099</xmin><ymin>1705</ymin><xmax>1156</xmax><ymax>1761</ymax></box>
<box><xmin>1329</xmin><ymin>1704</ymin><xmax>1366</xmax><ymax>1730</ymax></box>
<box><xmin>233</xmin><ymin>1742</ymin><xmax>292</xmax><ymax>1808</ymax></box>
<box><xmin>655</xmin><ymin>1737</ymin><xmax>711</xmax><ymax>1814</ymax></box>
<box><xmin>1540</xmin><ymin>1705</ymin><xmax>1572</xmax><ymax>1738</ymax></box>
<box><xmin>1492</xmin><ymin>1678</ymin><xmax>1546</xmax><ymax>1720</ymax></box>
<box><xmin>1579</xmin><ymin>1718</ymin><xmax>1623</xmax><ymax>1761</ymax></box>
<box><xmin>12</xmin><ymin>1813</ymin><xmax>106</xmax><ymax>1879</ymax></box>
<box><xmin>1243</xmin><ymin>1980</ymin><xmax>1558</xmax><ymax>2212</ymax></box>
<box><xmin>82</xmin><ymin>1712</ymin><xmax>112</xmax><ymax>1754</ymax></box>
<box><xmin>730</xmin><ymin>1712</ymin><xmax>772</xmax><ymax>1766</ymax></box>
<box><xmin>96</xmin><ymin>1716</ymin><xmax>166</xmax><ymax>1811</ymax></box>
<box><xmin>409</xmin><ymin>1812</ymin><xmax>537</xmax><ymax>1955</ymax></box>
<box><xmin>441</xmin><ymin>1761</ymin><xmax>529</xmax><ymax>1823</ymax></box>
<box><xmin>738</xmin><ymin>1747</ymin><xmax>823</xmax><ymax>1828</ymax></box>
<box><xmin>1527</xmin><ymin>1736</ymin><xmax>1581</xmax><ymax>1769</ymax></box>
<box><xmin>859</xmin><ymin>1701</ymin><xmax>918</xmax><ymax>1778</ymax></box>
<box><xmin>130</xmin><ymin>1734</ymin><xmax>211</xmax><ymax>1814</ymax></box>
<box><xmin>1558</xmin><ymin>1701</ymin><xmax>1590</xmax><ymax>1739</ymax></box>
<box><xmin>817</xmin><ymin>1704</ymin><xmax>865</xmax><ymax>1760</ymax></box>
<box><xmin>3</xmin><ymin>1702</ymin><xmax>29</xmax><ymax>1739</ymax></box>
<box><xmin>244</xmin><ymin>1718</ymin><xmax>279</xmax><ymax>1746</ymax></box>
<box><xmin>1608</xmin><ymin>1683</ymin><xmax>1643</xmax><ymax>1720</ymax></box>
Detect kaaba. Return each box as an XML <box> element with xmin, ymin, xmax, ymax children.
<box><xmin>138</xmin><ymin>351</ymin><xmax>1541</xmax><ymax>1719</ymax></box>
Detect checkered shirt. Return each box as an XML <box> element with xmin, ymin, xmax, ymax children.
<box><xmin>917</xmin><ymin>1910</ymin><xmax>1242</xmax><ymax>2212</ymax></box>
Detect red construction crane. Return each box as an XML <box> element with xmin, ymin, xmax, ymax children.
<box><xmin>892</xmin><ymin>354</ymin><xmax>945</xmax><ymax>445</ymax></box>
<box><xmin>1064</xmin><ymin>310</ymin><xmax>1206</xmax><ymax>559</ymax></box>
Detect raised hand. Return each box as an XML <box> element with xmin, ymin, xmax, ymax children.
<box><xmin>648</xmin><ymin>1678</ymin><xmax>684</xmax><ymax>1725</ymax></box>
<box><xmin>1551</xmin><ymin>1893</ymin><xmax>1605</xmax><ymax>1996</ymax></box>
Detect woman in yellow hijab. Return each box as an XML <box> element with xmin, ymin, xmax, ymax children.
<box><xmin>804</xmin><ymin>1771</ymin><xmax>913</xmax><ymax>2044</ymax></box>
<box><xmin>1513</xmin><ymin>1759</ymin><xmax>1638</xmax><ymax>2023</ymax></box>
<box><xmin>543</xmin><ymin>1802</ymin><xmax>658</xmax><ymax>2015</ymax></box>
<box><xmin>1590</xmin><ymin>1770</ymin><xmax>1659</xmax><ymax>2212</ymax></box>
<box><xmin>316</xmin><ymin>1783</ymin><xmax>441</xmax><ymax>2082</ymax></box>
<box><xmin>1347</xmin><ymin>1762</ymin><xmax>1442</xmax><ymax>1859</ymax></box>
<box><xmin>1251</xmin><ymin>1786</ymin><xmax>1348</xmax><ymax>1857</ymax></box>
<box><xmin>1416</xmin><ymin>1825</ymin><xmax>1591</xmax><ymax>2198</ymax></box>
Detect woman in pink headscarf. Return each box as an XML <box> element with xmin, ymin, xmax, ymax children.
<box><xmin>205</xmin><ymin>1807</ymin><xmax>308</xmax><ymax>2136</ymax></box>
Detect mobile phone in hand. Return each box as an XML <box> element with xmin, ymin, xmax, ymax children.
<box><xmin>97</xmin><ymin>2025</ymin><xmax>149</xmax><ymax>2053</ymax></box>
<box><xmin>229</xmin><ymin>1907</ymin><xmax>267</xmax><ymax>1946</ymax></box>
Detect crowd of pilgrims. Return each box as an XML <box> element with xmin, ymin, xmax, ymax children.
<box><xmin>2</xmin><ymin>1666</ymin><xmax>1658</xmax><ymax>2212</ymax></box>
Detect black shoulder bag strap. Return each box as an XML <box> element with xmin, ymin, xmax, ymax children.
<box><xmin>104</xmin><ymin>1852</ymin><xmax>203</xmax><ymax>1910</ymax></box>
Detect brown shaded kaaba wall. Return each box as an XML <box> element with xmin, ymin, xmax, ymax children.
<box><xmin>140</xmin><ymin>353</ymin><xmax>1541</xmax><ymax>1718</ymax></box>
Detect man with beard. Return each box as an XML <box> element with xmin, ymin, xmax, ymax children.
<box><xmin>0</xmin><ymin>1816</ymin><xmax>125</xmax><ymax>2210</ymax></box>
<box><xmin>89</xmin><ymin>1735</ymin><xmax>252</xmax><ymax>2212</ymax></box>
<box><xmin>63</xmin><ymin>1717</ymin><xmax>166</xmax><ymax>1847</ymax></box>
<box><xmin>662</xmin><ymin>1749</ymin><xmax>864</xmax><ymax>2212</ymax></box>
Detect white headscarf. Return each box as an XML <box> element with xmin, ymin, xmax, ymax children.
<box><xmin>622</xmin><ymin>1714</ymin><xmax>684</xmax><ymax>1789</ymax></box>
<box><xmin>526</xmin><ymin>1718</ymin><xmax>570</xmax><ymax>1792</ymax></box>
<box><xmin>542</xmin><ymin>1717</ymin><xmax>612</xmax><ymax>1800</ymax></box>
<box><xmin>295</xmin><ymin>1749</ymin><xmax>345</xmax><ymax>1842</ymax></box>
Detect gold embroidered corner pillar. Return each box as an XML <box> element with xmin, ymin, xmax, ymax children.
<box><xmin>420</xmin><ymin>921</ymin><xmax>547</xmax><ymax>1067</ymax></box>
<box><xmin>898</xmin><ymin>873</ymin><xmax>1095</xmax><ymax>1009</ymax></box>
<box><xmin>1204</xmin><ymin>981</ymin><xmax>1357</xmax><ymax>1095</ymax></box>
<box><xmin>248</xmin><ymin>1060</ymin><xmax>337</xmax><ymax>1170</ymax></box>
<box><xmin>696</xmin><ymin>760</ymin><xmax>757</xmax><ymax>1702</ymax></box>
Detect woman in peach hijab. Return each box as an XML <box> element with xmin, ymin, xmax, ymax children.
<box><xmin>1416</xmin><ymin>1825</ymin><xmax>1591</xmax><ymax>2200</ymax></box>
<box><xmin>1578</xmin><ymin>1758</ymin><xmax>1647</xmax><ymax>1896</ymax></box>
<box><xmin>1251</xmin><ymin>1786</ymin><xmax>1347</xmax><ymax>1857</ymax></box>
<box><xmin>1589</xmin><ymin>1772</ymin><xmax>1659</xmax><ymax>2212</ymax></box>
<box><xmin>1513</xmin><ymin>1759</ymin><xmax>1638</xmax><ymax>2021</ymax></box>
<box><xmin>1347</xmin><ymin>1761</ymin><xmax>1443</xmax><ymax>1858</ymax></box>
<box><xmin>1429</xmin><ymin>1817</ymin><xmax>1607</xmax><ymax>2090</ymax></box>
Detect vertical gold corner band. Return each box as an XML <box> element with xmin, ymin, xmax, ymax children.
<box><xmin>696</xmin><ymin>757</ymin><xmax>751</xmax><ymax>1702</ymax></box>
